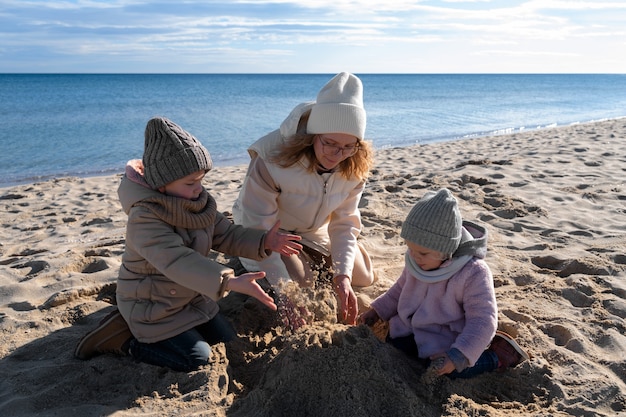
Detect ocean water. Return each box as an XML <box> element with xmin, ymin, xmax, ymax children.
<box><xmin>1</xmin><ymin>73</ymin><xmax>625</xmax><ymax>187</ymax></box>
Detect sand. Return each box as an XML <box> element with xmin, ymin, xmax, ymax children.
<box><xmin>1</xmin><ymin>118</ymin><xmax>625</xmax><ymax>417</ymax></box>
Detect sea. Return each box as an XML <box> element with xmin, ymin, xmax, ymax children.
<box><xmin>1</xmin><ymin>73</ymin><xmax>625</xmax><ymax>187</ymax></box>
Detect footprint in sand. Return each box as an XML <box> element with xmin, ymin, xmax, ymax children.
<box><xmin>8</xmin><ymin>301</ymin><xmax>37</xmax><ymax>311</ymax></box>
<box><xmin>11</xmin><ymin>260</ymin><xmax>50</xmax><ymax>280</ymax></box>
<box><xmin>561</xmin><ymin>287</ymin><xmax>595</xmax><ymax>308</ymax></box>
<box><xmin>81</xmin><ymin>217</ymin><xmax>113</xmax><ymax>227</ymax></box>
<box><xmin>603</xmin><ymin>299</ymin><xmax>626</xmax><ymax>319</ymax></box>
<box><xmin>584</xmin><ymin>160</ymin><xmax>602</xmax><ymax>167</ymax></box>
<box><xmin>492</xmin><ymin>208</ymin><xmax>524</xmax><ymax>220</ymax></box>
<box><xmin>59</xmin><ymin>254</ymin><xmax>111</xmax><ymax>275</ymax></box>
<box><xmin>0</xmin><ymin>193</ymin><xmax>27</xmax><ymax>200</ymax></box>
<box><xmin>81</xmin><ymin>192</ymin><xmax>106</xmax><ymax>200</ymax></box>
<box><xmin>531</xmin><ymin>256</ymin><xmax>612</xmax><ymax>277</ymax></box>
<box><xmin>458</xmin><ymin>174</ymin><xmax>493</xmax><ymax>186</ymax></box>
<box><xmin>81</xmin><ymin>258</ymin><xmax>109</xmax><ymax>273</ymax></box>
<box><xmin>500</xmin><ymin>308</ymin><xmax>535</xmax><ymax>325</ymax></box>
<box><xmin>384</xmin><ymin>184</ymin><xmax>403</xmax><ymax>192</ymax></box>
<box><xmin>613</xmin><ymin>254</ymin><xmax>626</xmax><ymax>266</ymax></box>
<box><xmin>510</xmin><ymin>272</ymin><xmax>540</xmax><ymax>286</ymax></box>
<box><xmin>84</xmin><ymin>248</ymin><xmax>113</xmax><ymax>257</ymax></box>
<box><xmin>540</xmin><ymin>323</ymin><xmax>585</xmax><ymax>353</ymax></box>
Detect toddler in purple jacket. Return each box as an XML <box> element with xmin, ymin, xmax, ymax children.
<box><xmin>359</xmin><ymin>188</ymin><xmax>528</xmax><ymax>379</ymax></box>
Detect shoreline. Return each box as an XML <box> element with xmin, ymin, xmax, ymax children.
<box><xmin>1</xmin><ymin>117</ymin><xmax>625</xmax><ymax>416</ymax></box>
<box><xmin>3</xmin><ymin>116</ymin><xmax>624</xmax><ymax>189</ymax></box>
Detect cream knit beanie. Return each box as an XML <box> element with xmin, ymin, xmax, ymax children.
<box><xmin>307</xmin><ymin>72</ymin><xmax>366</xmax><ymax>140</ymax></box>
<box><xmin>400</xmin><ymin>188</ymin><xmax>463</xmax><ymax>256</ymax></box>
<box><xmin>143</xmin><ymin>117</ymin><xmax>213</xmax><ymax>189</ymax></box>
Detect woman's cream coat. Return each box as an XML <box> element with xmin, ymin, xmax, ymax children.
<box><xmin>232</xmin><ymin>103</ymin><xmax>365</xmax><ymax>286</ymax></box>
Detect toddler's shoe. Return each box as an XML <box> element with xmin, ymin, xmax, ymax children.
<box><xmin>75</xmin><ymin>308</ymin><xmax>132</xmax><ymax>360</ymax></box>
<box><xmin>489</xmin><ymin>330</ymin><xmax>530</xmax><ymax>370</ymax></box>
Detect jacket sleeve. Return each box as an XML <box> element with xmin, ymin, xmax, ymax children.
<box><xmin>127</xmin><ymin>207</ymin><xmax>233</xmax><ymax>301</ymax></box>
<box><xmin>370</xmin><ymin>269</ymin><xmax>407</xmax><ymax>320</ymax></box>
<box><xmin>235</xmin><ymin>156</ymin><xmax>281</xmax><ymax>232</ymax></box>
<box><xmin>328</xmin><ymin>179</ymin><xmax>365</xmax><ymax>278</ymax></box>
<box><xmin>450</xmin><ymin>260</ymin><xmax>498</xmax><ymax>365</ymax></box>
<box><xmin>211</xmin><ymin>211</ymin><xmax>269</xmax><ymax>260</ymax></box>
<box><xmin>233</xmin><ymin>156</ymin><xmax>293</xmax><ymax>285</ymax></box>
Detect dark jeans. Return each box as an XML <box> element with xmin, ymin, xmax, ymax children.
<box><xmin>129</xmin><ymin>313</ymin><xmax>236</xmax><ymax>372</ymax></box>
<box><xmin>389</xmin><ymin>334</ymin><xmax>498</xmax><ymax>379</ymax></box>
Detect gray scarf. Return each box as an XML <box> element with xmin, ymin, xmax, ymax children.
<box><xmin>404</xmin><ymin>226</ymin><xmax>479</xmax><ymax>283</ymax></box>
<box><xmin>405</xmin><ymin>251</ymin><xmax>473</xmax><ymax>283</ymax></box>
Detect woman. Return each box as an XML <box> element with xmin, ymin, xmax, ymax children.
<box><xmin>232</xmin><ymin>72</ymin><xmax>375</xmax><ymax>327</ymax></box>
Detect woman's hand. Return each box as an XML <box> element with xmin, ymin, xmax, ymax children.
<box><xmin>334</xmin><ymin>275</ymin><xmax>358</xmax><ymax>325</ymax></box>
<box><xmin>264</xmin><ymin>220</ymin><xmax>302</xmax><ymax>256</ymax></box>
<box><xmin>226</xmin><ymin>271</ymin><xmax>277</xmax><ymax>311</ymax></box>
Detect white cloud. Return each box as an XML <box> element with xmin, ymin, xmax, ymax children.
<box><xmin>0</xmin><ymin>0</ymin><xmax>624</xmax><ymax>72</ymax></box>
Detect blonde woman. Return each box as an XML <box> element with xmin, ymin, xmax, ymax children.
<box><xmin>233</xmin><ymin>72</ymin><xmax>375</xmax><ymax>327</ymax></box>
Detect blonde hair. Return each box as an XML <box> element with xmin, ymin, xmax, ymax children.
<box><xmin>268</xmin><ymin>111</ymin><xmax>374</xmax><ymax>181</ymax></box>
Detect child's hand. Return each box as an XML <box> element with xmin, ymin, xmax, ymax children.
<box><xmin>264</xmin><ymin>220</ymin><xmax>302</xmax><ymax>256</ymax></box>
<box><xmin>428</xmin><ymin>353</ymin><xmax>455</xmax><ymax>376</ymax></box>
<box><xmin>226</xmin><ymin>271</ymin><xmax>277</xmax><ymax>311</ymax></box>
<box><xmin>358</xmin><ymin>307</ymin><xmax>380</xmax><ymax>326</ymax></box>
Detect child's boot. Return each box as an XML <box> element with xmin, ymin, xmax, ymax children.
<box><xmin>75</xmin><ymin>308</ymin><xmax>132</xmax><ymax>360</ymax></box>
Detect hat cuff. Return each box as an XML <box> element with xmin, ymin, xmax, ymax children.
<box><xmin>145</xmin><ymin>146</ymin><xmax>212</xmax><ymax>189</ymax></box>
<box><xmin>307</xmin><ymin>103</ymin><xmax>366</xmax><ymax>140</ymax></box>
<box><xmin>400</xmin><ymin>227</ymin><xmax>461</xmax><ymax>255</ymax></box>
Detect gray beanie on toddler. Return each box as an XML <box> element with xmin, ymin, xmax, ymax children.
<box><xmin>400</xmin><ymin>188</ymin><xmax>463</xmax><ymax>256</ymax></box>
<box><xmin>143</xmin><ymin>117</ymin><xmax>213</xmax><ymax>189</ymax></box>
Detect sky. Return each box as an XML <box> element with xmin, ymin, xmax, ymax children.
<box><xmin>1</xmin><ymin>0</ymin><xmax>625</xmax><ymax>74</ymax></box>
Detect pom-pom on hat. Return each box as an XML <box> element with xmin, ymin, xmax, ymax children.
<box><xmin>143</xmin><ymin>117</ymin><xmax>213</xmax><ymax>189</ymax></box>
<box><xmin>307</xmin><ymin>72</ymin><xmax>366</xmax><ymax>141</ymax></box>
<box><xmin>401</xmin><ymin>188</ymin><xmax>463</xmax><ymax>256</ymax></box>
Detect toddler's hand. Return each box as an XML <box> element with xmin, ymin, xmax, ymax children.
<box><xmin>427</xmin><ymin>353</ymin><xmax>455</xmax><ymax>376</ymax></box>
<box><xmin>358</xmin><ymin>308</ymin><xmax>380</xmax><ymax>326</ymax></box>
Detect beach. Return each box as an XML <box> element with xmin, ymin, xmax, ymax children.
<box><xmin>1</xmin><ymin>118</ymin><xmax>625</xmax><ymax>416</ymax></box>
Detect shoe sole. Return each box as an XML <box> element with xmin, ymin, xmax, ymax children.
<box><xmin>495</xmin><ymin>330</ymin><xmax>530</xmax><ymax>361</ymax></box>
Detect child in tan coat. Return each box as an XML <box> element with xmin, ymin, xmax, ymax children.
<box><xmin>75</xmin><ymin>116</ymin><xmax>301</xmax><ymax>372</ymax></box>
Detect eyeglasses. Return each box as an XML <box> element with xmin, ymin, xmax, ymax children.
<box><xmin>317</xmin><ymin>135</ymin><xmax>360</xmax><ymax>157</ymax></box>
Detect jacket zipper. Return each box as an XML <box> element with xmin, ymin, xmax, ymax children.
<box><xmin>310</xmin><ymin>175</ymin><xmax>329</xmax><ymax>229</ymax></box>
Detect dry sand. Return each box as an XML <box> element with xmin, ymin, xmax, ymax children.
<box><xmin>1</xmin><ymin>118</ymin><xmax>625</xmax><ymax>416</ymax></box>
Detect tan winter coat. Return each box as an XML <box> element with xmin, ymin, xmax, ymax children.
<box><xmin>116</xmin><ymin>161</ymin><xmax>269</xmax><ymax>343</ymax></box>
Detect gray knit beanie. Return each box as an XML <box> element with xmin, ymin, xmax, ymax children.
<box><xmin>143</xmin><ymin>117</ymin><xmax>213</xmax><ymax>189</ymax></box>
<box><xmin>307</xmin><ymin>72</ymin><xmax>366</xmax><ymax>140</ymax></box>
<box><xmin>400</xmin><ymin>188</ymin><xmax>463</xmax><ymax>256</ymax></box>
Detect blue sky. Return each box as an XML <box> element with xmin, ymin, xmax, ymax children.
<box><xmin>1</xmin><ymin>0</ymin><xmax>625</xmax><ymax>73</ymax></box>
